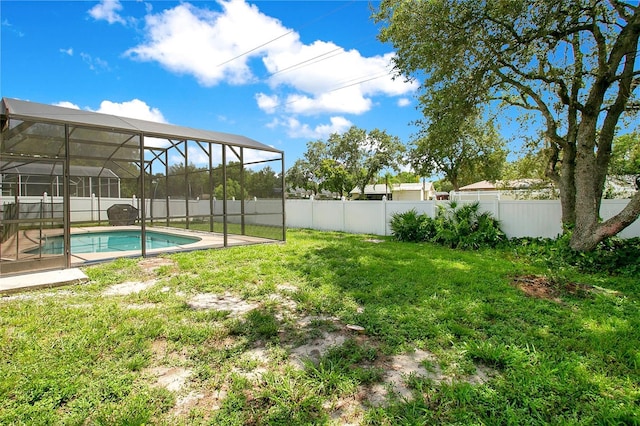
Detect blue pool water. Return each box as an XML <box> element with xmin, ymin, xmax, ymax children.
<box><xmin>28</xmin><ymin>230</ymin><xmax>201</xmax><ymax>255</ymax></box>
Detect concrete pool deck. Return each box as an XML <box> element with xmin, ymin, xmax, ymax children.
<box><xmin>0</xmin><ymin>268</ymin><xmax>88</xmax><ymax>294</ymax></box>
<box><xmin>0</xmin><ymin>225</ymin><xmax>280</xmax><ymax>278</ymax></box>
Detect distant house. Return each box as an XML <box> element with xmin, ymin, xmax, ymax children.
<box><xmin>350</xmin><ymin>182</ymin><xmax>435</xmax><ymax>201</ymax></box>
<box><xmin>453</xmin><ymin>179</ymin><xmax>553</xmax><ymax>200</ymax></box>
<box><xmin>458</xmin><ymin>180</ymin><xmax>497</xmax><ymax>192</ymax></box>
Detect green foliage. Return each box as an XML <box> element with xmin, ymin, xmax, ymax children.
<box><xmin>609</xmin><ymin>132</ymin><xmax>640</xmax><ymax>176</ymax></box>
<box><xmin>390</xmin><ymin>202</ymin><xmax>506</xmax><ymax>249</ymax></box>
<box><xmin>389</xmin><ymin>209</ymin><xmax>431</xmax><ymax>243</ymax></box>
<box><xmin>375</xmin><ymin>0</ymin><xmax>640</xmax><ymax>250</ymax></box>
<box><xmin>511</xmin><ymin>234</ymin><xmax>640</xmax><ymax>276</ymax></box>
<box><xmin>286</xmin><ymin>126</ymin><xmax>405</xmax><ymax>197</ymax></box>
<box><xmin>410</xmin><ymin>115</ymin><xmax>508</xmax><ymax>190</ymax></box>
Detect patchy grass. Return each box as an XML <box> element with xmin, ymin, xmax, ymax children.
<box><xmin>1</xmin><ymin>229</ymin><xmax>638</xmax><ymax>425</ymax></box>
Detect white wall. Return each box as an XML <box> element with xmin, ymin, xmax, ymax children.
<box><xmin>285</xmin><ymin>199</ymin><xmax>640</xmax><ymax>239</ymax></box>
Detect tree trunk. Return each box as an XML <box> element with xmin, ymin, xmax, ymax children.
<box><xmin>556</xmin><ymin>143</ymin><xmax>577</xmax><ymax>226</ymax></box>
<box><xmin>570</xmin><ymin>114</ymin><xmax>601</xmax><ymax>250</ymax></box>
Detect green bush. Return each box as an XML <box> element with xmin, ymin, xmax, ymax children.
<box><xmin>511</xmin><ymin>234</ymin><xmax>640</xmax><ymax>276</ymax></box>
<box><xmin>389</xmin><ymin>209</ymin><xmax>430</xmax><ymax>242</ymax></box>
<box><xmin>390</xmin><ymin>202</ymin><xmax>506</xmax><ymax>249</ymax></box>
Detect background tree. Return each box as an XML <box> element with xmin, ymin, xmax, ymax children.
<box><xmin>286</xmin><ymin>159</ymin><xmax>319</xmax><ymax>196</ymax></box>
<box><xmin>246</xmin><ymin>166</ymin><xmax>280</xmax><ymax>199</ymax></box>
<box><xmin>409</xmin><ymin>116</ymin><xmax>507</xmax><ymax>190</ymax></box>
<box><xmin>609</xmin><ymin>132</ymin><xmax>640</xmax><ymax>177</ymax></box>
<box><xmin>375</xmin><ymin>0</ymin><xmax>640</xmax><ymax>251</ymax></box>
<box><xmin>326</xmin><ymin>126</ymin><xmax>405</xmax><ymax>195</ymax></box>
<box><xmin>318</xmin><ymin>158</ymin><xmax>353</xmax><ymax>197</ymax></box>
<box><xmin>287</xmin><ymin>126</ymin><xmax>405</xmax><ymax>198</ymax></box>
<box><xmin>285</xmin><ymin>140</ymin><xmax>328</xmax><ymax>196</ymax></box>
<box><xmin>384</xmin><ymin>171</ymin><xmax>421</xmax><ymax>184</ymax></box>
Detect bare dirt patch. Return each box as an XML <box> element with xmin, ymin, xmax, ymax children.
<box><xmin>187</xmin><ymin>293</ymin><xmax>258</xmax><ymax>317</ymax></box>
<box><xmin>289</xmin><ymin>331</ymin><xmax>348</xmax><ymax>368</ymax></box>
<box><xmin>0</xmin><ymin>289</ymin><xmax>75</xmax><ymax>302</ymax></box>
<box><xmin>138</xmin><ymin>257</ymin><xmax>177</xmax><ymax>273</ymax></box>
<box><xmin>148</xmin><ymin>366</ymin><xmax>192</xmax><ymax>392</ymax></box>
<box><xmin>170</xmin><ymin>389</ymin><xmax>227</xmax><ymax>419</ymax></box>
<box><xmin>103</xmin><ymin>279</ymin><xmax>157</xmax><ymax>296</ymax></box>
<box><xmin>512</xmin><ymin>274</ymin><xmax>609</xmax><ymax>302</ymax></box>
<box><xmin>364</xmin><ymin>238</ymin><xmax>385</xmax><ymax>244</ymax></box>
<box><xmin>150</xmin><ymin>287</ymin><xmax>498</xmax><ymax>419</ymax></box>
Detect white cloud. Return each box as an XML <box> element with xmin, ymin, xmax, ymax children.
<box><xmin>256</xmin><ymin>93</ymin><xmax>279</xmax><ymax>114</ymax></box>
<box><xmin>54</xmin><ymin>101</ymin><xmax>80</xmax><ymax>109</ymax></box>
<box><xmin>125</xmin><ymin>0</ymin><xmax>417</xmax><ymax>115</ymax></box>
<box><xmin>270</xmin><ymin>116</ymin><xmax>352</xmax><ymax>139</ymax></box>
<box><xmin>126</xmin><ymin>1</ymin><xmax>289</xmax><ymax>86</ymax></box>
<box><xmin>2</xmin><ymin>19</ymin><xmax>25</xmax><ymax>37</ymax></box>
<box><xmin>397</xmin><ymin>98</ymin><xmax>411</xmax><ymax>107</ymax></box>
<box><xmin>80</xmin><ymin>52</ymin><xmax>110</xmax><ymax>72</ymax></box>
<box><xmin>88</xmin><ymin>0</ymin><xmax>126</xmax><ymax>25</ymax></box>
<box><xmin>95</xmin><ymin>99</ymin><xmax>167</xmax><ymax>123</ymax></box>
<box><xmin>60</xmin><ymin>48</ymin><xmax>73</xmax><ymax>56</ymax></box>
<box><xmin>265</xmin><ymin>46</ymin><xmax>414</xmax><ymax>115</ymax></box>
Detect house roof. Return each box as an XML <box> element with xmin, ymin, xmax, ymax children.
<box><xmin>350</xmin><ymin>182</ymin><xmax>434</xmax><ymax>195</ymax></box>
<box><xmin>458</xmin><ymin>180</ymin><xmax>496</xmax><ymax>191</ymax></box>
<box><xmin>1</xmin><ymin>98</ymin><xmax>281</xmax><ymax>153</ymax></box>
<box><xmin>459</xmin><ymin>179</ymin><xmax>548</xmax><ymax>191</ymax></box>
<box><xmin>350</xmin><ymin>184</ymin><xmax>392</xmax><ymax>195</ymax></box>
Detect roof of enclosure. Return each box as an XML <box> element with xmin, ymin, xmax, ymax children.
<box><xmin>1</xmin><ymin>98</ymin><xmax>281</xmax><ymax>153</ymax></box>
<box><xmin>1</xmin><ymin>161</ymin><xmax>119</xmax><ymax>179</ymax></box>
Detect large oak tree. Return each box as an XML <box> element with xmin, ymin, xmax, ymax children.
<box><xmin>375</xmin><ymin>0</ymin><xmax>640</xmax><ymax>250</ymax></box>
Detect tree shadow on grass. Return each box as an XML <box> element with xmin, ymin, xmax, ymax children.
<box><xmin>285</xmin><ymin>232</ymin><xmax>640</xmax><ymax>423</ymax></box>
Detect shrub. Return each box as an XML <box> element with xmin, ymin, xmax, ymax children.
<box><xmin>389</xmin><ymin>209</ymin><xmax>430</xmax><ymax>242</ymax></box>
<box><xmin>390</xmin><ymin>202</ymin><xmax>506</xmax><ymax>249</ymax></box>
<box><xmin>431</xmin><ymin>202</ymin><xmax>506</xmax><ymax>249</ymax></box>
<box><xmin>511</xmin><ymin>234</ymin><xmax>640</xmax><ymax>276</ymax></box>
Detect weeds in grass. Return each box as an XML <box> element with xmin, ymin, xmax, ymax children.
<box><xmin>1</xmin><ymin>229</ymin><xmax>638</xmax><ymax>424</ymax></box>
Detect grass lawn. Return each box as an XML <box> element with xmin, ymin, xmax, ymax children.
<box><xmin>1</xmin><ymin>229</ymin><xmax>638</xmax><ymax>425</ymax></box>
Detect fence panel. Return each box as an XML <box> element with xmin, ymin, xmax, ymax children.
<box><xmin>345</xmin><ymin>201</ymin><xmax>386</xmax><ymax>235</ymax></box>
<box><xmin>601</xmin><ymin>200</ymin><xmax>640</xmax><ymax>239</ymax></box>
<box><xmin>312</xmin><ymin>201</ymin><xmax>345</xmax><ymax>232</ymax></box>
<box><xmin>496</xmin><ymin>200</ymin><xmax>563</xmax><ymax>239</ymax></box>
<box><xmin>286</xmin><ymin>199</ymin><xmax>313</xmax><ymax>229</ymax></box>
<box><xmin>284</xmin><ymin>199</ymin><xmax>640</xmax><ymax>239</ymax></box>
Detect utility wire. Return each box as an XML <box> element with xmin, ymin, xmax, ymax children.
<box><xmin>283</xmin><ymin>72</ymin><xmax>392</xmax><ymax>106</ymax></box>
<box><xmin>216</xmin><ymin>0</ymin><xmax>357</xmax><ymax>68</ymax></box>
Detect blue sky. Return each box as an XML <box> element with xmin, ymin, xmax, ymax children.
<box><xmin>1</xmin><ymin>0</ymin><xmax>426</xmax><ymax>170</ymax></box>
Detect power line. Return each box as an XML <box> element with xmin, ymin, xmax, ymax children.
<box><xmin>283</xmin><ymin>72</ymin><xmax>392</xmax><ymax>106</ymax></box>
<box><xmin>216</xmin><ymin>0</ymin><xmax>358</xmax><ymax>68</ymax></box>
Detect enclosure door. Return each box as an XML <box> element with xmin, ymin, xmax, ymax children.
<box><xmin>0</xmin><ymin>159</ymin><xmax>67</xmax><ymax>276</ymax></box>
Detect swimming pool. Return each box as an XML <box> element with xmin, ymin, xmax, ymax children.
<box><xmin>27</xmin><ymin>230</ymin><xmax>201</xmax><ymax>255</ymax></box>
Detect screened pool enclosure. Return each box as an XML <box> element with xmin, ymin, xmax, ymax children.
<box><xmin>0</xmin><ymin>98</ymin><xmax>285</xmax><ymax>276</ymax></box>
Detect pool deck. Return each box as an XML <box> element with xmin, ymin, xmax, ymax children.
<box><xmin>0</xmin><ymin>268</ymin><xmax>88</xmax><ymax>294</ymax></box>
<box><xmin>1</xmin><ymin>225</ymin><xmax>279</xmax><ymax>280</ymax></box>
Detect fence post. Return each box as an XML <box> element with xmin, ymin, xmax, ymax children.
<box><xmin>91</xmin><ymin>193</ymin><xmax>95</xmax><ymax>222</ymax></box>
<box><xmin>382</xmin><ymin>196</ymin><xmax>388</xmax><ymax>236</ymax></box>
<box><xmin>309</xmin><ymin>195</ymin><xmax>314</xmax><ymax>229</ymax></box>
<box><xmin>341</xmin><ymin>196</ymin><xmax>346</xmax><ymax>232</ymax></box>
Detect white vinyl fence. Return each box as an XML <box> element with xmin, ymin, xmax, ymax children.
<box><xmin>285</xmin><ymin>199</ymin><xmax>640</xmax><ymax>239</ymax></box>
<box><xmin>4</xmin><ymin>195</ymin><xmax>284</xmax><ymax>227</ymax></box>
<box><xmin>4</xmin><ymin>196</ymin><xmax>639</xmax><ymax>239</ymax></box>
